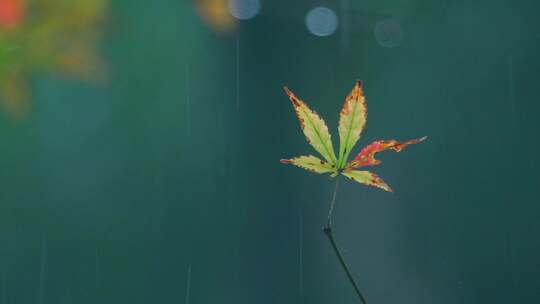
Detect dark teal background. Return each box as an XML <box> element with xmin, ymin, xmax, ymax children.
<box><xmin>1</xmin><ymin>0</ymin><xmax>539</xmax><ymax>303</ymax></box>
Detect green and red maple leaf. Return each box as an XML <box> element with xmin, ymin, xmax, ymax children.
<box><xmin>281</xmin><ymin>81</ymin><xmax>426</xmax><ymax>192</ymax></box>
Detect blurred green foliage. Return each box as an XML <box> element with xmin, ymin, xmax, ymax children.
<box><xmin>0</xmin><ymin>0</ymin><xmax>107</xmax><ymax>117</ymax></box>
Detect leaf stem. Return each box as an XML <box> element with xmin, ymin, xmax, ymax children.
<box><xmin>324</xmin><ymin>178</ymin><xmax>369</xmax><ymax>304</ymax></box>
<box><xmin>327</xmin><ymin>178</ymin><xmax>340</xmax><ymax>226</ymax></box>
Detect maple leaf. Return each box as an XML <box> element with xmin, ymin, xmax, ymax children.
<box><xmin>281</xmin><ymin>80</ymin><xmax>426</xmax><ymax>192</ymax></box>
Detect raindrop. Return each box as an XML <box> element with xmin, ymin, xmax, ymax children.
<box><xmin>339</xmin><ymin>0</ymin><xmax>351</xmax><ymax>48</ymax></box>
<box><xmin>228</xmin><ymin>0</ymin><xmax>260</xmax><ymax>20</ymax></box>
<box><xmin>38</xmin><ymin>237</ymin><xmax>47</xmax><ymax>304</ymax></box>
<box><xmin>236</xmin><ymin>33</ymin><xmax>240</xmax><ymax>110</ymax></box>
<box><xmin>184</xmin><ymin>265</ymin><xmax>192</xmax><ymax>304</ymax></box>
<box><xmin>1</xmin><ymin>271</ymin><xmax>6</xmax><ymax>304</ymax></box>
<box><xmin>95</xmin><ymin>246</ymin><xmax>101</xmax><ymax>290</ymax></box>
<box><xmin>185</xmin><ymin>65</ymin><xmax>191</xmax><ymax>137</ymax></box>
<box><xmin>306</xmin><ymin>7</ymin><xmax>338</xmax><ymax>37</ymax></box>
<box><xmin>299</xmin><ymin>215</ymin><xmax>303</xmax><ymax>300</ymax></box>
<box><xmin>64</xmin><ymin>273</ymin><xmax>73</xmax><ymax>304</ymax></box>
<box><xmin>374</xmin><ymin>18</ymin><xmax>403</xmax><ymax>48</ymax></box>
<box><xmin>508</xmin><ymin>55</ymin><xmax>516</xmax><ymax>116</ymax></box>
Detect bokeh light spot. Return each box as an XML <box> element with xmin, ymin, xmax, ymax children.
<box><xmin>305</xmin><ymin>7</ymin><xmax>338</xmax><ymax>37</ymax></box>
<box><xmin>228</xmin><ymin>0</ymin><xmax>260</xmax><ymax>20</ymax></box>
<box><xmin>374</xmin><ymin>18</ymin><xmax>403</xmax><ymax>48</ymax></box>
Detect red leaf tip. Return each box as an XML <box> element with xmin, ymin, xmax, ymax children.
<box><xmin>283</xmin><ymin>86</ymin><xmax>292</xmax><ymax>96</ymax></box>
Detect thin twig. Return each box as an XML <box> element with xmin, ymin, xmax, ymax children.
<box><xmin>324</xmin><ymin>178</ymin><xmax>369</xmax><ymax>304</ymax></box>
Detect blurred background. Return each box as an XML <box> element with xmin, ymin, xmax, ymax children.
<box><xmin>0</xmin><ymin>0</ymin><xmax>539</xmax><ymax>303</ymax></box>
